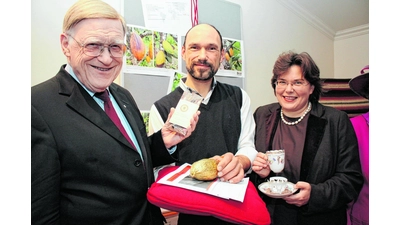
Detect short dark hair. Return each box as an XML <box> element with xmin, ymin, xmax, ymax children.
<box><xmin>271</xmin><ymin>51</ymin><xmax>322</xmax><ymax>102</ymax></box>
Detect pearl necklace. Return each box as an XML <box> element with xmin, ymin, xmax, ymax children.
<box><xmin>280</xmin><ymin>102</ymin><xmax>312</xmax><ymax>126</ymax></box>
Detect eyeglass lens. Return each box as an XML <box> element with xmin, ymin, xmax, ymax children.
<box><xmin>84</xmin><ymin>44</ymin><xmax>125</xmax><ymax>57</ymax></box>
<box><xmin>68</xmin><ymin>34</ymin><xmax>125</xmax><ymax>58</ymax></box>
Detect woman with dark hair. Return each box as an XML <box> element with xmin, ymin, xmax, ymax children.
<box><xmin>250</xmin><ymin>51</ymin><xmax>363</xmax><ymax>225</ymax></box>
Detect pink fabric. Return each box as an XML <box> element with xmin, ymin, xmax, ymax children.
<box><xmin>147</xmin><ymin>166</ymin><xmax>271</xmax><ymax>225</ymax></box>
<box><xmin>347</xmin><ymin>112</ymin><xmax>369</xmax><ymax>225</ymax></box>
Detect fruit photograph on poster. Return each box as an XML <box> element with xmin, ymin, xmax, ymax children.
<box><xmin>141</xmin><ymin>111</ymin><xmax>150</xmax><ymax>134</ymax></box>
<box><xmin>171</xmin><ymin>72</ymin><xmax>184</xmax><ymax>92</ymax></box>
<box><xmin>153</xmin><ymin>31</ymin><xmax>179</xmax><ymax>70</ymax></box>
<box><xmin>126</xmin><ymin>26</ymin><xmax>154</xmax><ymax>67</ymax></box>
<box><xmin>221</xmin><ymin>39</ymin><xmax>242</xmax><ymax>72</ymax></box>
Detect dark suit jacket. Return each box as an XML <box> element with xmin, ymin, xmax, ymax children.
<box><xmin>250</xmin><ymin>102</ymin><xmax>363</xmax><ymax>225</ymax></box>
<box><xmin>31</xmin><ymin>65</ymin><xmax>165</xmax><ymax>225</ymax></box>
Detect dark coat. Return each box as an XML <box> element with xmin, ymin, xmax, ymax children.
<box><xmin>31</xmin><ymin>65</ymin><xmax>165</xmax><ymax>225</ymax></box>
<box><xmin>250</xmin><ymin>102</ymin><xmax>363</xmax><ymax>225</ymax></box>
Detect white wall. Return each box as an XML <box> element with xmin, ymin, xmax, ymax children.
<box><xmin>31</xmin><ymin>0</ymin><xmax>71</xmax><ymax>86</ymax></box>
<box><xmin>226</xmin><ymin>0</ymin><xmax>368</xmax><ymax>111</ymax></box>
<box><xmin>225</xmin><ymin>0</ymin><xmax>335</xmax><ymax>111</ymax></box>
<box><xmin>334</xmin><ymin>34</ymin><xmax>369</xmax><ymax>78</ymax></box>
<box><xmin>31</xmin><ymin>0</ymin><xmax>368</xmax><ymax>112</ymax></box>
<box><xmin>31</xmin><ymin>0</ymin><xmax>121</xmax><ymax>87</ymax></box>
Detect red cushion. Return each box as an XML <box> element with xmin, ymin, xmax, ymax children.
<box><xmin>147</xmin><ymin>166</ymin><xmax>271</xmax><ymax>225</ymax></box>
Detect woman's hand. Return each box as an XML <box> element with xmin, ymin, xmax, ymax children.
<box><xmin>251</xmin><ymin>152</ymin><xmax>271</xmax><ymax>178</ymax></box>
<box><xmin>283</xmin><ymin>181</ymin><xmax>311</xmax><ymax>207</ymax></box>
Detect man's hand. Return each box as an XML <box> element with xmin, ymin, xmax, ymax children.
<box><xmin>161</xmin><ymin>107</ymin><xmax>200</xmax><ymax>149</ymax></box>
<box><xmin>212</xmin><ymin>153</ymin><xmax>250</xmax><ymax>184</ymax></box>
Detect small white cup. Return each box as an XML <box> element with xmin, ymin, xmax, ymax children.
<box><xmin>269</xmin><ymin>176</ymin><xmax>288</xmax><ymax>194</ymax></box>
<box><xmin>266</xmin><ymin>149</ymin><xmax>285</xmax><ymax>173</ymax></box>
<box><xmin>269</xmin><ymin>176</ymin><xmax>287</xmax><ymax>183</ymax></box>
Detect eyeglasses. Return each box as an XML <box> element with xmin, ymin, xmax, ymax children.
<box><xmin>67</xmin><ymin>34</ymin><xmax>126</xmax><ymax>58</ymax></box>
<box><xmin>275</xmin><ymin>80</ymin><xmax>309</xmax><ymax>88</ymax></box>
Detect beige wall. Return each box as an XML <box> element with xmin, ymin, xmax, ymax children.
<box><xmin>31</xmin><ymin>0</ymin><xmax>368</xmax><ymax>112</ymax></box>
<box><xmin>334</xmin><ymin>34</ymin><xmax>369</xmax><ymax>78</ymax></box>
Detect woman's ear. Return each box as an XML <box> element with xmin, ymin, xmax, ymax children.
<box><xmin>309</xmin><ymin>84</ymin><xmax>315</xmax><ymax>95</ymax></box>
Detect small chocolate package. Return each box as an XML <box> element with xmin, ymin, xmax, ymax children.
<box><xmin>168</xmin><ymin>90</ymin><xmax>202</xmax><ymax>136</ymax></box>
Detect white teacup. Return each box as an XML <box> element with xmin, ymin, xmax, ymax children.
<box><xmin>269</xmin><ymin>176</ymin><xmax>287</xmax><ymax>183</ymax></box>
<box><xmin>268</xmin><ymin>176</ymin><xmax>288</xmax><ymax>194</ymax></box>
<box><xmin>266</xmin><ymin>149</ymin><xmax>285</xmax><ymax>173</ymax></box>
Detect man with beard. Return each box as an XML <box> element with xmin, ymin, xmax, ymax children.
<box><xmin>148</xmin><ymin>23</ymin><xmax>258</xmax><ymax>225</ymax></box>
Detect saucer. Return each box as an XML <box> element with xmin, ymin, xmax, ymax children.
<box><xmin>258</xmin><ymin>181</ymin><xmax>298</xmax><ymax>198</ymax></box>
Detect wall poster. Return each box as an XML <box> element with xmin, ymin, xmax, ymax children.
<box><xmin>122</xmin><ymin>25</ymin><xmax>245</xmax><ymax>119</ymax></box>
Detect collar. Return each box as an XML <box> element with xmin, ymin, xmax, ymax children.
<box><xmin>179</xmin><ymin>76</ymin><xmax>217</xmax><ymax>104</ymax></box>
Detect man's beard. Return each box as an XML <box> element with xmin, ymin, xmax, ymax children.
<box><xmin>186</xmin><ymin>60</ymin><xmax>218</xmax><ymax>81</ymax></box>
